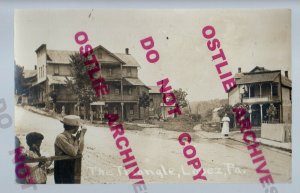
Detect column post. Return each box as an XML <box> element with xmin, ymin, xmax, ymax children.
<box><xmin>260</xmin><ymin>104</ymin><xmax>263</xmax><ymax>125</ymax></box>
<box><xmin>248</xmin><ymin>85</ymin><xmax>251</xmax><ymax>99</ymax></box>
<box><xmin>100</xmin><ymin>104</ymin><xmax>103</xmax><ymax>122</ymax></box>
<box><xmin>259</xmin><ymin>84</ymin><xmax>262</xmax><ymax>97</ymax></box>
<box><xmin>121</xmin><ymin>102</ymin><xmax>124</xmax><ymax>122</ymax></box>
<box><xmin>249</xmin><ymin>104</ymin><xmax>252</xmax><ymax>123</ymax></box>
<box><xmin>270</xmin><ymin>83</ymin><xmax>273</xmax><ymax>99</ymax></box>
<box><xmin>120</xmin><ymin>63</ymin><xmax>124</xmax><ymax>122</ymax></box>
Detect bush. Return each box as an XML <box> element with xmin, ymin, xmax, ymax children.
<box><xmin>191</xmin><ymin>114</ymin><xmax>201</xmax><ymax>122</ymax></box>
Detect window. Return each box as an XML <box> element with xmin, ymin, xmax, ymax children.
<box><xmin>109</xmin><ymin>68</ymin><xmax>112</xmax><ymax>76</ymax></box>
<box><xmin>113</xmin><ymin>107</ymin><xmax>118</xmax><ymax>114</ymax></box>
<box><xmin>272</xmin><ymin>84</ymin><xmax>278</xmax><ymax>96</ymax></box>
<box><xmin>129</xmin><ymin>105</ymin><xmax>134</xmax><ymax>115</ymax></box>
<box><xmin>54</xmin><ymin>65</ymin><xmax>59</xmax><ymax>75</ymax></box>
<box><xmin>126</xmin><ymin>68</ymin><xmax>132</xmax><ymax>76</ymax></box>
<box><xmin>99</xmin><ymin>52</ymin><xmax>103</xmax><ymax>59</ymax></box>
<box><xmin>115</xmin><ymin>88</ymin><xmax>120</xmax><ymax>95</ymax></box>
<box><xmin>128</xmin><ymin>88</ymin><xmax>132</xmax><ymax>95</ymax></box>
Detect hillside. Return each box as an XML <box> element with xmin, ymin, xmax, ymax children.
<box><xmin>189</xmin><ymin>98</ymin><xmax>227</xmax><ymax>118</ymax></box>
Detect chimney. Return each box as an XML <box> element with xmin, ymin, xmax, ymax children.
<box><xmin>285</xmin><ymin>71</ymin><xmax>288</xmax><ymax>78</ymax></box>
<box><xmin>34</xmin><ymin>65</ymin><xmax>37</xmax><ymax>70</ymax></box>
<box><xmin>125</xmin><ymin>48</ymin><xmax>129</xmax><ymax>55</ymax></box>
<box><xmin>238</xmin><ymin>67</ymin><xmax>241</xmax><ymax>73</ymax></box>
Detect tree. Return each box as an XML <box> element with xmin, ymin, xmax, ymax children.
<box><xmin>218</xmin><ymin>104</ymin><xmax>234</xmax><ymax>128</ymax></box>
<box><xmin>173</xmin><ymin>88</ymin><xmax>188</xmax><ymax>108</ymax></box>
<box><xmin>15</xmin><ymin>63</ymin><xmax>25</xmax><ymax>95</ymax></box>
<box><xmin>204</xmin><ymin>109</ymin><xmax>213</xmax><ymax>121</ymax></box>
<box><xmin>66</xmin><ymin>53</ymin><xmax>98</xmax><ymax>119</ymax></box>
<box><xmin>139</xmin><ymin>91</ymin><xmax>150</xmax><ymax>120</ymax></box>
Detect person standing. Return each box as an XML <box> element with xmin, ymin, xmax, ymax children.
<box><xmin>221</xmin><ymin>113</ymin><xmax>230</xmax><ymax>137</ymax></box>
<box><xmin>24</xmin><ymin>132</ymin><xmax>52</xmax><ymax>184</ymax></box>
<box><xmin>54</xmin><ymin>115</ymin><xmax>87</xmax><ymax>184</ymax></box>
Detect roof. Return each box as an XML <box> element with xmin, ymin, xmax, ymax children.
<box><xmin>90</xmin><ymin>101</ymin><xmax>105</xmax><ymax>106</ymax></box>
<box><xmin>44</xmin><ymin>47</ymin><xmax>141</xmax><ymax>68</ymax></box>
<box><xmin>47</xmin><ymin>50</ymin><xmax>77</xmax><ymax>64</ymax></box>
<box><xmin>93</xmin><ymin>45</ymin><xmax>125</xmax><ymax>64</ymax></box>
<box><xmin>234</xmin><ymin>73</ymin><xmax>244</xmax><ymax>79</ymax></box>
<box><xmin>123</xmin><ymin>78</ymin><xmax>147</xmax><ymax>86</ymax></box>
<box><xmin>114</xmin><ymin>53</ymin><xmax>141</xmax><ymax>67</ymax></box>
<box><xmin>213</xmin><ymin>107</ymin><xmax>222</xmax><ymax>112</ymax></box>
<box><xmin>281</xmin><ymin>75</ymin><xmax>292</xmax><ymax>88</ymax></box>
<box><xmin>47</xmin><ymin>75</ymin><xmax>74</xmax><ymax>85</ymax></box>
<box><xmin>249</xmin><ymin>66</ymin><xmax>271</xmax><ymax>73</ymax></box>
<box><xmin>236</xmin><ymin>71</ymin><xmax>280</xmax><ymax>85</ymax></box>
<box><xmin>23</xmin><ymin>70</ymin><xmax>37</xmax><ymax>78</ymax></box>
<box><xmin>234</xmin><ymin>66</ymin><xmax>292</xmax><ymax>87</ymax></box>
<box><xmin>148</xmin><ymin>86</ymin><xmax>161</xmax><ymax>94</ymax></box>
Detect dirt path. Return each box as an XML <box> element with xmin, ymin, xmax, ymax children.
<box><xmin>15</xmin><ymin>106</ymin><xmax>291</xmax><ymax>184</ymax></box>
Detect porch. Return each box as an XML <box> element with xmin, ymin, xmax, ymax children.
<box><xmin>248</xmin><ymin>103</ymin><xmax>281</xmax><ymax>126</ymax></box>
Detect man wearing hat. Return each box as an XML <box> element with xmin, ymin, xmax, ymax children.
<box><xmin>54</xmin><ymin>115</ymin><xmax>87</xmax><ymax>184</ymax></box>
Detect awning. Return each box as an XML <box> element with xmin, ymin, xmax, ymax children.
<box><xmin>47</xmin><ymin>75</ymin><xmax>74</xmax><ymax>85</ymax></box>
<box><xmin>123</xmin><ymin>78</ymin><xmax>146</xmax><ymax>86</ymax></box>
<box><xmin>90</xmin><ymin>101</ymin><xmax>105</xmax><ymax>106</ymax></box>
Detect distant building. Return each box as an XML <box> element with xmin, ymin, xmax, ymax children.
<box><xmin>148</xmin><ymin>86</ymin><xmax>162</xmax><ymax>118</ymax></box>
<box><xmin>23</xmin><ymin>69</ymin><xmax>37</xmax><ymax>91</ymax></box>
<box><xmin>212</xmin><ymin>107</ymin><xmax>222</xmax><ymax>122</ymax></box>
<box><xmin>29</xmin><ymin>44</ymin><xmax>77</xmax><ymax>114</ymax></box>
<box><xmin>18</xmin><ymin>69</ymin><xmax>37</xmax><ymax>104</ymax></box>
<box><xmin>228</xmin><ymin>66</ymin><xmax>292</xmax><ymax>126</ymax></box>
<box><xmin>29</xmin><ymin>44</ymin><xmax>149</xmax><ymax>120</ymax></box>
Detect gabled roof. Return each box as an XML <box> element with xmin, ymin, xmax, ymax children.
<box><xmin>249</xmin><ymin>66</ymin><xmax>271</xmax><ymax>73</ymax></box>
<box><xmin>234</xmin><ymin>66</ymin><xmax>292</xmax><ymax>87</ymax></box>
<box><xmin>148</xmin><ymin>86</ymin><xmax>161</xmax><ymax>94</ymax></box>
<box><xmin>236</xmin><ymin>71</ymin><xmax>280</xmax><ymax>85</ymax></box>
<box><xmin>114</xmin><ymin>53</ymin><xmax>140</xmax><ymax>67</ymax></box>
<box><xmin>47</xmin><ymin>50</ymin><xmax>77</xmax><ymax>64</ymax></box>
<box><xmin>23</xmin><ymin>70</ymin><xmax>37</xmax><ymax>79</ymax></box>
<box><xmin>44</xmin><ymin>45</ymin><xmax>141</xmax><ymax>68</ymax></box>
<box><xmin>93</xmin><ymin>45</ymin><xmax>125</xmax><ymax>64</ymax></box>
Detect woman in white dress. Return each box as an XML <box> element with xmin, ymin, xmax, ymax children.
<box><xmin>221</xmin><ymin>113</ymin><xmax>230</xmax><ymax>136</ymax></box>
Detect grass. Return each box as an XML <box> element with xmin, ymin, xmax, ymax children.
<box><xmin>151</xmin><ymin>115</ymin><xmax>199</xmax><ymax>132</ymax></box>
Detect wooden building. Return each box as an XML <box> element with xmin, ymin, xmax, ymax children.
<box><xmin>29</xmin><ymin>44</ymin><xmax>149</xmax><ymax>121</ymax></box>
<box><xmin>228</xmin><ymin>66</ymin><xmax>292</xmax><ymax>126</ymax></box>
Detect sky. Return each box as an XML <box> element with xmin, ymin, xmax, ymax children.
<box><xmin>14</xmin><ymin>9</ymin><xmax>291</xmax><ymax>102</ymax></box>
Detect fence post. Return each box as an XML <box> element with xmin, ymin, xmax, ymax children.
<box><xmin>74</xmin><ymin>156</ymin><xmax>82</xmax><ymax>183</ymax></box>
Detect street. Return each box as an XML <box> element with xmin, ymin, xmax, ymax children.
<box><xmin>15</xmin><ymin>106</ymin><xmax>291</xmax><ymax>184</ymax></box>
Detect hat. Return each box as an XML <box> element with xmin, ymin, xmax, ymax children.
<box><xmin>60</xmin><ymin>115</ymin><xmax>81</xmax><ymax>126</ymax></box>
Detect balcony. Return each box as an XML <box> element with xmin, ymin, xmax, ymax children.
<box><xmin>243</xmin><ymin>96</ymin><xmax>280</xmax><ymax>104</ymax></box>
<box><xmin>102</xmin><ymin>74</ymin><xmax>122</xmax><ymax>81</ymax></box>
<box><xmin>100</xmin><ymin>94</ymin><xmax>139</xmax><ymax>102</ymax></box>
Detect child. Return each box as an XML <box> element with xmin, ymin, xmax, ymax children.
<box><xmin>24</xmin><ymin>132</ymin><xmax>52</xmax><ymax>184</ymax></box>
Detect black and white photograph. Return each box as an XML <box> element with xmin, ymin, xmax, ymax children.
<box><xmin>14</xmin><ymin>9</ymin><xmax>291</xmax><ymax>185</ymax></box>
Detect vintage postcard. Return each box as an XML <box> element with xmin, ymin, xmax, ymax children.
<box><xmin>14</xmin><ymin>9</ymin><xmax>291</xmax><ymax>189</ymax></box>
